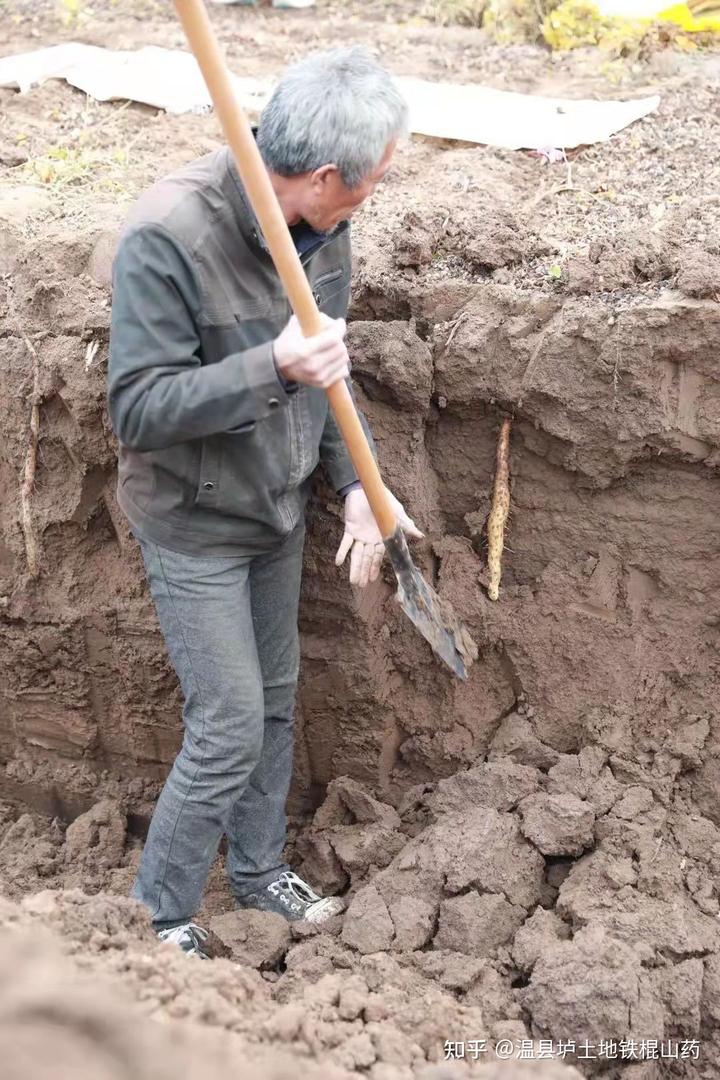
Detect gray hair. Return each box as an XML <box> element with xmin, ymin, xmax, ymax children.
<box><xmin>257</xmin><ymin>46</ymin><xmax>408</xmax><ymax>190</ymax></box>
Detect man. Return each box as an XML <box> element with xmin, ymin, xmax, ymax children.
<box><xmin>107</xmin><ymin>46</ymin><xmax>419</xmax><ymax>959</ymax></box>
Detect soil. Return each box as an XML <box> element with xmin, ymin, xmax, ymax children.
<box><xmin>1</xmin><ymin>1</ymin><xmax>720</xmax><ymax>1077</ymax></box>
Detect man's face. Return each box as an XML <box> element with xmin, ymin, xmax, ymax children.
<box><xmin>302</xmin><ymin>139</ymin><xmax>397</xmax><ymax>233</ymax></box>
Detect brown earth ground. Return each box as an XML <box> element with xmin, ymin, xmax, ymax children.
<box><xmin>2</xmin><ymin>1</ymin><xmax>720</xmax><ymax>1076</ymax></box>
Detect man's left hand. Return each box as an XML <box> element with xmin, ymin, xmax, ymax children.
<box><xmin>335</xmin><ymin>487</ymin><xmax>423</xmax><ymax>587</ymax></box>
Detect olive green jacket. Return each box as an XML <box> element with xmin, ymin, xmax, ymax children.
<box><xmin>107</xmin><ymin>147</ymin><xmax>370</xmax><ymax>556</ymax></box>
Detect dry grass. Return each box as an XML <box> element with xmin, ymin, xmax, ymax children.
<box><xmin>3</xmin><ymin>92</ymin><xmax>142</xmax><ymax>187</ymax></box>
<box><xmin>425</xmin><ymin>0</ymin><xmax>487</xmax><ymax>27</ymax></box>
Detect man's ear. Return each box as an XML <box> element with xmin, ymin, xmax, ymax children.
<box><xmin>310</xmin><ymin>163</ymin><xmax>341</xmax><ymax>192</ymax></box>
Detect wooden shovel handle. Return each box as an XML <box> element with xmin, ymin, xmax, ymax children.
<box><xmin>173</xmin><ymin>0</ymin><xmax>398</xmax><ymax>540</ymax></box>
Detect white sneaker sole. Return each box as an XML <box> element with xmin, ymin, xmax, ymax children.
<box><xmin>305</xmin><ymin>896</ymin><xmax>346</xmax><ymax>924</ymax></box>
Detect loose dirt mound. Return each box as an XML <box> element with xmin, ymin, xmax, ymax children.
<box><xmin>0</xmin><ymin>900</ymin><xmax>351</xmax><ymax>1080</ymax></box>
<box><xmin>0</xmin><ymin>800</ymin><xmax>577</xmax><ymax>1079</ymax></box>
<box><xmin>1</xmin><ymin>2</ymin><xmax>720</xmax><ymax>1076</ymax></box>
<box><xmin>1</xmin><ymin>752</ymin><xmax>720</xmax><ymax>1074</ymax></box>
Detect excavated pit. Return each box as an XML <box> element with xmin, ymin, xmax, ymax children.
<box><xmin>1</xmin><ymin>9</ymin><xmax>720</xmax><ymax>1077</ymax></box>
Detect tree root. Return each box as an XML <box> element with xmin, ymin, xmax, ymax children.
<box><xmin>20</xmin><ymin>390</ymin><xmax>41</xmax><ymax>579</ymax></box>
<box><xmin>7</xmin><ymin>286</ymin><xmax>43</xmax><ymax>578</ymax></box>
<box><xmin>487</xmin><ymin>417</ymin><xmax>512</xmax><ymax>602</ymax></box>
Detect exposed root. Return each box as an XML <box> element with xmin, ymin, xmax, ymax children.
<box><xmin>9</xmin><ymin>297</ymin><xmax>43</xmax><ymax>578</ymax></box>
<box><xmin>445</xmin><ymin>310</ymin><xmax>469</xmax><ymax>348</ymax></box>
<box><xmin>487</xmin><ymin>417</ymin><xmax>512</xmax><ymax>601</ymax></box>
<box><xmin>20</xmin><ymin>403</ymin><xmax>41</xmax><ymax>578</ymax></box>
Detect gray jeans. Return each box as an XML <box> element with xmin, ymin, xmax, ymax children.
<box><xmin>131</xmin><ymin>525</ymin><xmax>304</xmax><ymax>927</ymax></box>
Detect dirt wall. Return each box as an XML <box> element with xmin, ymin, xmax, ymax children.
<box><xmin>2</xmin><ymin>6</ymin><xmax>719</xmax><ymax>834</ymax></box>
<box><xmin>2</xmin><ymin>186</ymin><xmax>719</xmax><ymax>827</ymax></box>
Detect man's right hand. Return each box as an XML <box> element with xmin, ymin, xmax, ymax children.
<box><xmin>273</xmin><ymin>314</ymin><xmax>350</xmax><ymax>389</ymax></box>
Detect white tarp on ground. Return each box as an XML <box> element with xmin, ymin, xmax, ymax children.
<box><xmin>0</xmin><ymin>42</ymin><xmax>660</xmax><ymax>150</ymax></box>
<box><xmin>0</xmin><ymin>44</ymin><xmax>271</xmax><ymax>116</ymax></box>
<box><xmin>394</xmin><ymin>76</ymin><xmax>659</xmax><ymax>149</ymax></box>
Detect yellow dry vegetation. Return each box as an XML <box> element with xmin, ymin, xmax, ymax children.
<box><xmin>542</xmin><ymin>2</ymin><xmax>648</xmax><ymax>51</ymax></box>
<box><xmin>662</xmin><ymin>1</ymin><xmax>720</xmax><ymax>31</ymax></box>
<box><xmin>543</xmin><ymin>0</ymin><xmax>720</xmax><ymax>50</ymax></box>
<box><xmin>431</xmin><ymin>0</ymin><xmax>720</xmax><ymax>47</ymax></box>
<box><xmin>56</xmin><ymin>0</ymin><xmax>89</xmax><ymax>27</ymax></box>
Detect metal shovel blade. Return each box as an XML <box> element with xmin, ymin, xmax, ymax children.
<box><xmin>384</xmin><ymin>526</ymin><xmax>472</xmax><ymax>680</ymax></box>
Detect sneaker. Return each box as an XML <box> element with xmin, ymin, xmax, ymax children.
<box><xmin>238</xmin><ymin>870</ymin><xmax>344</xmax><ymax>924</ymax></box>
<box><xmin>156</xmin><ymin>922</ymin><xmax>211</xmax><ymax>959</ymax></box>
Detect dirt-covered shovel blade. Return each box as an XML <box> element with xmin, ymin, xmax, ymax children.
<box><xmin>385</xmin><ymin>526</ymin><xmax>470</xmax><ymax>680</ymax></box>
<box><xmin>172</xmin><ymin>0</ymin><xmax>474</xmax><ymax>680</ymax></box>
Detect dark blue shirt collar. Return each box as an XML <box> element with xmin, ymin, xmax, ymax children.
<box><xmin>289</xmin><ymin>219</ymin><xmax>329</xmax><ymax>258</ymax></box>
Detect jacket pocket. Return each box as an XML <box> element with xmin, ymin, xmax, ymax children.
<box><xmin>192</xmin><ymin>420</ymin><xmax>293</xmax><ymax>521</ymax></box>
<box><xmin>312</xmin><ymin>267</ymin><xmax>349</xmax><ymax>316</ymax></box>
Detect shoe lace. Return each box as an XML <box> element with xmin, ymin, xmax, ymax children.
<box><xmin>276</xmin><ymin>870</ymin><xmax>322</xmax><ymax>905</ymax></box>
<box><xmin>158</xmin><ymin>922</ymin><xmax>209</xmax><ymax>951</ymax></box>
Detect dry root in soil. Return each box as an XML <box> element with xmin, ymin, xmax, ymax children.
<box><xmin>487</xmin><ymin>418</ymin><xmax>512</xmax><ymax>602</ymax></box>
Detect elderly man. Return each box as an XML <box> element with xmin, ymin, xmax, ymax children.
<box><xmin>107</xmin><ymin>47</ymin><xmax>417</xmax><ymax>959</ymax></box>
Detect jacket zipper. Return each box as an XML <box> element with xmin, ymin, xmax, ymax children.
<box><xmin>279</xmin><ymin>247</ymin><xmax>346</xmax><ymax>530</ymax></box>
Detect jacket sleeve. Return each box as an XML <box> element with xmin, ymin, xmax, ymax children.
<box><xmin>107</xmin><ymin>224</ymin><xmax>293</xmax><ymax>451</ymax></box>
<box><xmin>319</xmin><ymin>379</ymin><xmax>377</xmax><ymax>493</ymax></box>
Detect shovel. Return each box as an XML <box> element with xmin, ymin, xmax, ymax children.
<box><xmin>173</xmin><ymin>0</ymin><xmax>474</xmax><ymax>680</ymax></box>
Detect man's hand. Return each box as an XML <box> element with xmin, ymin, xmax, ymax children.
<box><xmin>335</xmin><ymin>487</ymin><xmax>423</xmax><ymax>587</ymax></box>
<box><xmin>273</xmin><ymin>314</ymin><xmax>350</xmax><ymax>389</ymax></box>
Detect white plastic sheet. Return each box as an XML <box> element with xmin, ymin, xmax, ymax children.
<box><xmin>395</xmin><ymin>76</ymin><xmax>659</xmax><ymax>149</ymax></box>
<box><xmin>0</xmin><ymin>43</ymin><xmax>660</xmax><ymax>150</ymax></box>
<box><xmin>0</xmin><ymin>43</ymin><xmax>270</xmax><ymax>115</ymax></box>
